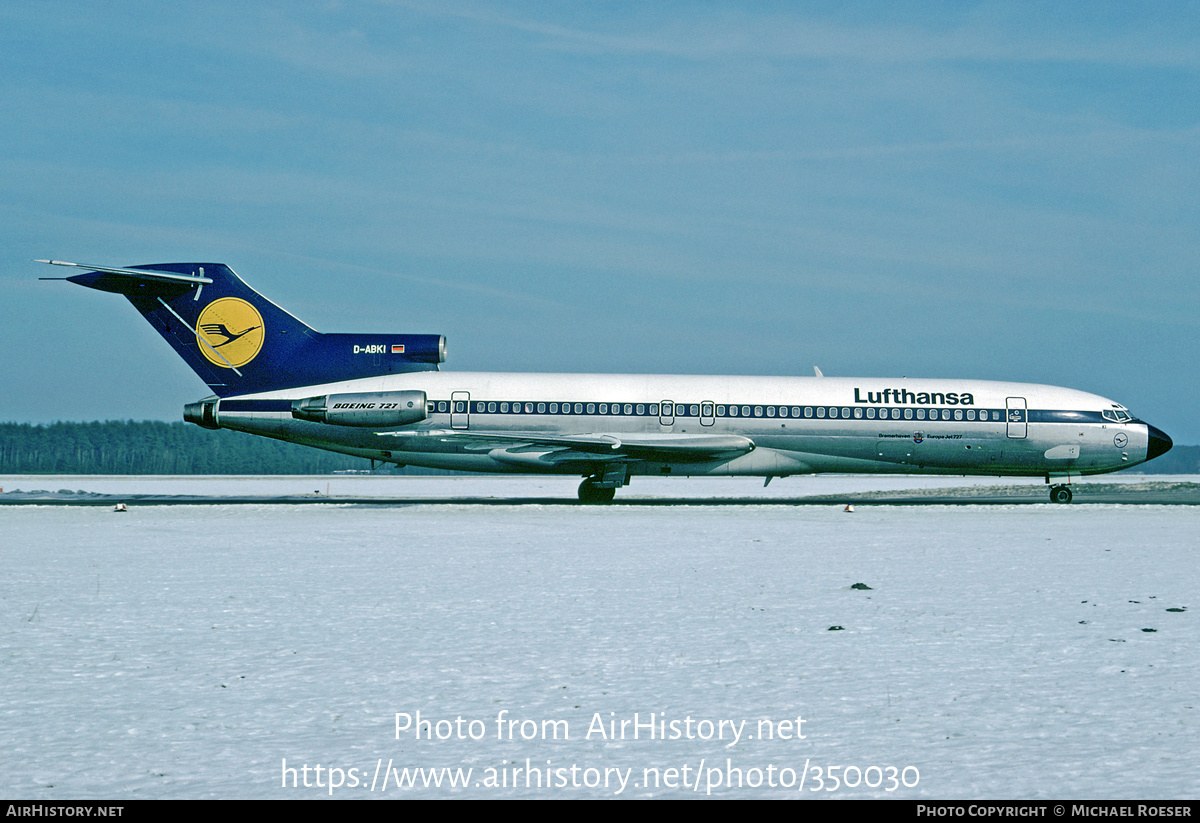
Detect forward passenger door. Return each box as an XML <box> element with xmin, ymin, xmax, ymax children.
<box><xmin>1006</xmin><ymin>397</ymin><xmax>1027</xmax><ymax>439</ymax></box>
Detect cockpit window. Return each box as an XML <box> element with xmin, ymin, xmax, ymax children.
<box><xmin>1102</xmin><ymin>408</ymin><xmax>1133</xmax><ymax>423</ymax></box>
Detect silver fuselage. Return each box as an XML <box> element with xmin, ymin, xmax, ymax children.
<box><xmin>202</xmin><ymin>372</ymin><xmax>1162</xmax><ymax>479</ymax></box>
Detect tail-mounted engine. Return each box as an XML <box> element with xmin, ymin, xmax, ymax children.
<box><xmin>183</xmin><ymin>398</ymin><xmax>220</xmax><ymax>430</ymax></box>
<box><xmin>291</xmin><ymin>391</ymin><xmax>427</xmax><ymax>427</ymax></box>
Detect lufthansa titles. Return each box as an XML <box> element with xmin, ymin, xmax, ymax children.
<box><xmin>854</xmin><ymin>388</ymin><xmax>974</xmax><ymax>406</ymax></box>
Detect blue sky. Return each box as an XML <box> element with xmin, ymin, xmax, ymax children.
<box><xmin>2</xmin><ymin>2</ymin><xmax>1197</xmax><ymax>443</ymax></box>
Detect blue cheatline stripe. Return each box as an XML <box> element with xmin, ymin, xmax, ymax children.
<box><xmin>220</xmin><ymin>399</ymin><xmax>293</xmax><ymax>412</ymax></box>
<box><xmin>422</xmin><ymin>400</ymin><xmax>1052</xmax><ymax>422</ymax></box>
<box><xmin>1028</xmin><ymin>410</ymin><xmax>1107</xmax><ymax>424</ymax></box>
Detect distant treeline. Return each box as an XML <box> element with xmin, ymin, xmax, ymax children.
<box><xmin>0</xmin><ymin>420</ymin><xmax>1195</xmax><ymax>476</ymax></box>
<box><xmin>0</xmin><ymin>421</ymin><xmax>446</xmax><ymax>475</ymax></box>
<box><xmin>1132</xmin><ymin>444</ymin><xmax>1199</xmax><ymax>475</ymax></box>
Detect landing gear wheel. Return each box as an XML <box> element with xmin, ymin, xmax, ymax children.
<box><xmin>1049</xmin><ymin>485</ymin><xmax>1073</xmax><ymax>505</ymax></box>
<box><xmin>578</xmin><ymin>478</ymin><xmax>616</xmax><ymax>505</ymax></box>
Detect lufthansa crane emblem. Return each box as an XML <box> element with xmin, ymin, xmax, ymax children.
<box><xmin>195</xmin><ymin>298</ymin><xmax>265</xmax><ymax>368</ymax></box>
<box><xmin>1113</xmin><ymin>432</ymin><xmax>1128</xmax><ymax>449</ymax></box>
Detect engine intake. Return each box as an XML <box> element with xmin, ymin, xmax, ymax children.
<box><xmin>291</xmin><ymin>391</ymin><xmax>428</xmax><ymax>427</ymax></box>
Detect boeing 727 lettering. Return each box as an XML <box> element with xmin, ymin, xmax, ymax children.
<box><xmin>41</xmin><ymin>260</ymin><xmax>1173</xmax><ymax>503</ymax></box>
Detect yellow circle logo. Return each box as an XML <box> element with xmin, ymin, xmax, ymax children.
<box><xmin>195</xmin><ymin>298</ymin><xmax>265</xmax><ymax>368</ymax></box>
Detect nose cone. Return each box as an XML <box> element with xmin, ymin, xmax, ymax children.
<box><xmin>1146</xmin><ymin>424</ymin><xmax>1173</xmax><ymax>462</ymax></box>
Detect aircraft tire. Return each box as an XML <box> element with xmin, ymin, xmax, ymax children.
<box><xmin>1049</xmin><ymin>485</ymin><xmax>1073</xmax><ymax>505</ymax></box>
<box><xmin>578</xmin><ymin>479</ymin><xmax>616</xmax><ymax>505</ymax></box>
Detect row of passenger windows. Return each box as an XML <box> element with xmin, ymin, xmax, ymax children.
<box><xmin>428</xmin><ymin>400</ymin><xmax>1004</xmax><ymax>422</ymax></box>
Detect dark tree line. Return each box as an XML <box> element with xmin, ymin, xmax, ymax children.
<box><xmin>0</xmin><ymin>421</ymin><xmax>371</xmax><ymax>474</ymax></box>
<box><xmin>1131</xmin><ymin>444</ymin><xmax>1200</xmax><ymax>475</ymax></box>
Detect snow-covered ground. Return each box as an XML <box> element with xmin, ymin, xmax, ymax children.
<box><xmin>1</xmin><ymin>475</ymin><xmax>1196</xmax><ymax>798</ymax></box>
<box><xmin>1</xmin><ymin>471</ymin><xmax>1194</xmax><ymax>501</ymax></box>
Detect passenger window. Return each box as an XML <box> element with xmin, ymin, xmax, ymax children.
<box><xmin>904</xmin><ymin>409</ymin><xmax>913</xmax><ymax>419</ymax></box>
<box><xmin>716</xmin><ymin>405</ymin><xmax>726</xmax><ymax>416</ymax></box>
<box><xmin>690</xmin><ymin>404</ymin><xmax>699</xmax><ymax>416</ymax></box>
<box><xmin>817</xmin><ymin>407</ymin><xmax>826</xmax><ymax>418</ymax></box>
<box><xmin>867</xmin><ymin>408</ymin><xmax>876</xmax><ymax>419</ymax></box>
<box><xmin>500</xmin><ymin>402</ymin><xmax>509</xmax><ymax>413</ymax></box>
<box><xmin>917</xmin><ymin>409</ymin><xmax>925</xmax><ymax>420</ymax></box>
<box><xmin>538</xmin><ymin>403</ymin><xmax>546</xmax><ymax>413</ymax></box>
<box><xmin>488</xmin><ymin>402</ymin><xmax>497</xmax><ymax>412</ymax></box>
<box><xmin>625</xmin><ymin>404</ymin><xmax>633</xmax><ymax>415</ymax></box>
<box><xmin>967</xmin><ymin>410</ymin><xmax>975</xmax><ymax>420</ymax></box>
<box><xmin>438</xmin><ymin>401</ymin><xmax>448</xmax><ymax>412</ymax></box>
<box><xmin>649</xmin><ymin>405</ymin><xmax>657</xmax><ymax>415</ymax></box>
<box><xmin>742</xmin><ymin>406</ymin><xmax>751</xmax><ymax>417</ymax></box>
<box><xmin>954</xmin><ymin>409</ymin><xmax>963</xmax><ymax>420</ymax></box>
<box><xmin>791</xmin><ymin>407</ymin><xmax>801</xmax><ymax>417</ymax></box>
<box><xmin>841</xmin><ymin>408</ymin><xmax>850</xmax><ymax>418</ymax></box>
<box><xmin>599</xmin><ymin>404</ymin><xmax>607</xmax><ymax>414</ymax></box>
<box><xmin>550</xmin><ymin>403</ymin><xmax>558</xmax><ymax>413</ymax></box>
<box><xmin>891</xmin><ymin>409</ymin><xmax>900</xmax><ymax>419</ymax></box>
<box><xmin>854</xmin><ymin>408</ymin><xmax>863</xmax><ymax>419</ymax></box>
<box><xmin>587</xmin><ymin>403</ymin><xmax>595</xmax><ymax>414</ymax></box>
<box><xmin>702</xmin><ymin>403</ymin><xmax>713</xmax><ymax>417</ymax></box>
<box><xmin>828</xmin><ymin>408</ymin><xmax>837</xmax><ymax>418</ymax></box>
<box><xmin>574</xmin><ymin>403</ymin><xmax>583</xmax><ymax>414</ymax></box>
<box><xmin>525</xmin><ymin>403</ymin><xmax>533</xmax><ymax>413</ymax></box>
<box><xmin>778</xmin><ymin>407</ymin><xmax>788</xmax><ymax>418</ymax></box>
<box><xmin>767</xmin><ymin>406</ymin><xmax>776</xmax><ymax>417</ymax></box>
<box><xmin>805</xmin><ymin>407</ymin><xmax>813</xmax><ymax>418</ymax></box>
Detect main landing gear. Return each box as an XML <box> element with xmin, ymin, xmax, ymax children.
<box><xmin>578</xmin><ymin>478</ymin><xmax>616</xmax><ymax>505</ymax></box>
<box><xmin>1049</xmin><ymin>484</ymin><xmax>1073</xmax><ymax>505</ymax></box>
<box><xmin>577</xmin><ymin>465</ymin><xmax>628</xmax><ymax>504</ymax></box>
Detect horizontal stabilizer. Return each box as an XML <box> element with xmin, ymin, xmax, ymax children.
<box><xmin>38</xmin><ymin>259</ymin><xmax>213</xmax><ymax>285</ymax></box>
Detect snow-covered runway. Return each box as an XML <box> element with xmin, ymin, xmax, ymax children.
<box><xmin>2</xmin><ymin>476</ymin><xmax>1196</xmax><ymax>798</ymax></box>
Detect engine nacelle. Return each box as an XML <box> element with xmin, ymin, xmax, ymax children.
<box><xmin>183</xmin><ymin>397</ymin><xmax>220</xmax><ymax>430</ymax></box>
<box><xmin>291</xmin><ymin>391</ymin><xmax>427</xmax><ymax>427</ymax></box>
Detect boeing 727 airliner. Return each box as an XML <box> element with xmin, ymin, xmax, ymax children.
<box><xmin>41</xmin><ymin>260</ymin><xmax>1173</xmax><ymax>503</ymax></box>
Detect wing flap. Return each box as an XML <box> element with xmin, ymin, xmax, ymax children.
<box><xmin>380</xmin><ymin>429</ymin><xmax>755</xmax><ymax>461</ymax></box>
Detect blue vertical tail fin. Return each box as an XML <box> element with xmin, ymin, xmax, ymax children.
<box><xmin>41</xmin><ymin>260</ymin><xmax>444</xmax><ymax>396</ymax></box>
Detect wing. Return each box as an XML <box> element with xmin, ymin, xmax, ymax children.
<box><xmin>378</xmin><ymin>428</ymin><xmax>754</xmax><ymax>468</ymax></box>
